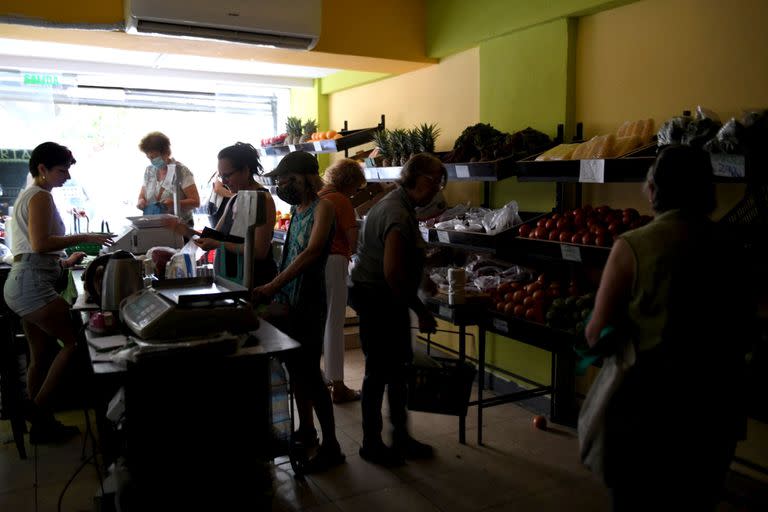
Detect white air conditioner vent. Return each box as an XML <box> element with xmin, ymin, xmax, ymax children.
<box><xmin>125</xmin><ymin>0</ymin><xmax>321</xmax><ymax>50</ymax></box>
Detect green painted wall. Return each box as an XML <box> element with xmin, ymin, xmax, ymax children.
<box><xmin>320</xmin><ymin>71</ymin><xmax>391</xmax><ymax>95</ymax></box>
<box><xmin>427</xmin><ymin>0</ymin><xmax>637</xmax><ymax>58</ymax></box>
<box><xmin>478</xmin><ymin>18</ymin><xmax>576</xmax><ymax>387</ymax></box>
<box><xmin>289</xmin><ymin>81</ymin><xmax>330</xmax><ymax>170</ymax></box>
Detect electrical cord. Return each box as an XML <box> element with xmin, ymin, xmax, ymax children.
<box><xmin>56</xmin><ymin>409</ymin><xmax>105</xmax><ymax>512</ymax></box>
<box><xmin>57</xmin><ymin>453</ymin><xmax>96</xmax><ymax>512</ymax></box>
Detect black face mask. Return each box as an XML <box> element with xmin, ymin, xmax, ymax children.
<box><xmin>276</xmin><ymin>182</ymin><xmax>302</xmax><ymax>205</ymax></box>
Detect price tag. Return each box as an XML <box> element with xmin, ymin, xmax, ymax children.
<box><xmin>455</xmin><ymin>165</ymin><xmax>470</xmax><ymax>178</ymax></box>
<box><xmin>419</xmin><ymin>227</ymin><xmax>430</xmax><ymax>242</ymax></box>
<box><xmin>437</xmin><ymin>230</ymin><xmax>450</xmax><ymax>243</ymax></box>
<box><xmin>560</xmin><ymin>244</ymin><xmax>582</xmax><ymax>262</ymax></box>
<box><xmin>288</xmin><ymin>144</ymin><xmax>297</xmax><ymax>152</ymax></box>
<box><xmin>313</xmin><ymin>141</ymin><xmax>323</xmax><ymax>152</ymax></box>
<box><xmin>579</xmin><ymin>159</ymin><xmax>605</xmax><ymax>183</ymax></box>
<box><xmin>439</xmin><ymin>305</ymin><xmax>451</xmax><ymax>318</ymax></box>
<box><xmin>710</xmin><ymin>153</ymin><xmax>745</xmax><ymax>178</ymax></box>
<box><xmin>492</xmin><ymin>318</ymin><xmax>508</xmax><ymax>333</ymax></box>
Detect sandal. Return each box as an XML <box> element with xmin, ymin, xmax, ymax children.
<box><xmin>331</xmin><ymin>384</ymin><xmax>361</xmax><ymax>404</ymax></box>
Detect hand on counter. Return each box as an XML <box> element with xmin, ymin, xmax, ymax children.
<box><xmin>252</xmin><ymin>282</ymin><xmax>278</xmax><ymax>305</ymax></box>
<box><xmin>63</xmin><ymin>251</ymin><xmax>87</xmax><ymax>268</ymax></box>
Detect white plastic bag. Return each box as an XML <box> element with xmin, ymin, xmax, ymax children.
<box><xmin>482</xmin><ymin>201</ymin><xmax>522</xmax><ymax>235</ymax></box>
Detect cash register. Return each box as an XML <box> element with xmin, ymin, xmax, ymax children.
<box><xmin>119</xmin><ymin>276</ymin><xmax>259</xmax><ymax>342</ymax></box>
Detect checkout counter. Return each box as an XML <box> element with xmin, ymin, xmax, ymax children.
<box><xmin>76</xmin><ymin>192</ymin><xmax>299</xmax><ymax>509</ymax></box>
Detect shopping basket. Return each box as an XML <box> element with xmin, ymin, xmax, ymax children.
<box><xmin>407</xmin><ymin>353</ymin><xmax>476</xmax><ymax>416</ymax></box>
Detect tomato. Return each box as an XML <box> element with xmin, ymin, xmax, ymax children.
<box><xmin>513</xmin><ymin>304</ymin><xmax>525</xmax><ymax>317</ymax></box>
<box><xmin>523</xmin><ymin>296</ymin><xmax>536</xmax><ymax>308</ymax></box>
<box><xmin>623</xmin><ymin>208</ymin><xmax>639</xmax><ymax>220</ymax></box>
<box><xmin>559</xmin><ymin>231</ymin><xmax>572</xmax><ymax>243</ymax></box>
<box><xmin>573</xmin><ymin>214</ymin><xmax>585</xmax><ymax>228</ymax></box>
<box><xmin>496</xmin><ymin>302</ymin><xmax>506</xmax><ymax>312</ymax></box>
<box><xmin>537</xmin><ymin>219</ymin><xmax>547</xmax><ymax>228</ymax></box>
<box><xmin>504</xmin><ymin>302</ymin><xmax>515</xmax><ymax>315</ymax></box>
<box><xmin>582</xmin><ymin>233</ymin><xmax>594</xmax><ymax>246</ymax></box>
<box><xmin>498</xmin><ymin>282</ymin><xmax>511</xmax><ymax>295</ymax></box>
<box><xmin>570</xmin><ymin>233</ymin><xmax>582</xmax><ymax>244</ymax></box>
<box><xmin>545</xmin><ymin>219</ymin><xmax>556</xmax><ymax>231</ymax></box>
<box><xmin>556</xmin><ymin>218</ymin><xmax>571</xmax><ymax>231</ymax></box>
<box><xmin>536</xmin><ymin>273</ymin><xmax>548</xmax><ymax>284</ymax></box>
<box><xmin>551</xmin><ymin>213</ymin><xmax>561</xmax><ymax>221</ymax></box>
<box><xmin>518</xmin><ymin>224</ymin><xmax>532</xmax><ymax>237</ymax></box>
<box><xmin>524</xmin><ymin>307</ymin><xmax>537</xmax><ymax>321</ymax></box>
<box><xmin>513</xmin><ymin>290</ymin><xmax>526</xmax><ymax>304</ymax></box>
<box><xmin>595</xmin><ymin>235</ymin><xmax>607</xmax><ymax>247</ymax></box>
<box><xmin>526</xmin><ymin>281</ymin><xmax>543</xmax><ymax>293</ymax></box>
<box><xmin>607</xmin><ymin>221</ymin><xmax>621</xmax><ymax>235</ymax></box>
<box><xmin>548</xmin><ymin>230</ymin><xmax>560</xmax><ymax>241</ymax></box>
<box><xmin>532</xmin><ymin>415</ymin><xmax>547</xmax><ymax>430</ymax></box>
<box><xmin>534</xmin><ymin>227</ymin><xmax>548</xmax><ymax>239</ymax></box>
<box><xmin>532</xmin><ymin>290</ymin><xmax>545</xmax><ymax>302</ymax></box>
<box><xmin>504</xmin><ymin>292</ymin><xmax>515</xmax><ymax>302</ymax></box>
<box><xmin>510</xmin><ymin>282</ymin><xmax>523</xmax><ymax>291</ymax></box>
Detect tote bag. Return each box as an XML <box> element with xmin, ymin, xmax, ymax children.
<box><xmin>577</xmin><ymin>339</ymin><xmax>636</xmax><ymax>482</ymax></box>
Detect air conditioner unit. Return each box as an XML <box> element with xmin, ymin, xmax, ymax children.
<box><xmin>125</xmin><ymin>0</ymin><xmax>321</xmax><ymax>50</ymax></box>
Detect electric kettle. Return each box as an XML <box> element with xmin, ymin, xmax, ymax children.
<box><xmin>101</xmin><ymin>250</ymin><xmax>143</xmax><ymax>312</ymax></box>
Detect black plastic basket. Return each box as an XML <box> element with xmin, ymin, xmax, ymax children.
<box><xmin>719</xmin><ymin>182</ymin><xmax>768</xmax><ymax>225</ymax></box>
<box><xmin>407</xmin><ymin>356</ymin><xmax>476</xmax><ymax>416</ymax></box>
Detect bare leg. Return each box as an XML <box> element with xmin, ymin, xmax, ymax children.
<box><xmin>23</xmin><ymin>320</ymin><xmax>56</xmax><ymax>402</ymax></box>
<box><xmin>22</xmin><ymin>297</ymin><xmax>79</xmax><ymax>410</ymax></box>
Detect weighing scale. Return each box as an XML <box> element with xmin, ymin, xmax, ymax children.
<box><xmin>119</xmin><ymin>276</ymin><xmax>259</xmax><ymax>341</ymax></box>
<box><xmin>108</xmin><ymin>214</ymin><xmax>183</xmax><ymax>254</ymax></box>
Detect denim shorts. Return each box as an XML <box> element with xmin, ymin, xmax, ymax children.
<box><xmin>3</xmin><ymin>254</ymin><xmax>64</xmax><ymax>317</ymax></box>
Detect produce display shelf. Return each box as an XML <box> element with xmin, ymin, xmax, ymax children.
<box><xmin>259</xmin><ymin>126</ymin><xmax>380</xmax><ymax>157</ymax></box>
<box><xmin>484</xmin><ymin>311</ymin><xmax>578</xmax><ymax>352</ymax></box>
<box><xmin>501</xmin><ymin>237</ymin><xmax>611</xmax><ymax>266</ymax></box>
<box><xmin>422</xmin><ymin>211</ymin><xmax>547</xmax><ymax>253</ymax></box>
<box><xmin>364</xmin><ymin>154</ymin><xmax>518</xmax><ymax>183</ymax></box>
<box><xmin>515</xmin><ymin>144</ymin><xmax>657</xmax><ymax>183</ymax></box>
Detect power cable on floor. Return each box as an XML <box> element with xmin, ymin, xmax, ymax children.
<box><xmin>33</xmin><ymin>442</ymin><xmax>38</xmax><ymax>512</ymax></box>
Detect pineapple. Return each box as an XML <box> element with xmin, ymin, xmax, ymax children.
<box><xmin>285</xmin><ymin>116</ymin><xmax>303</xmax><ymax>145</ymax></box>
<box><xmin>407</xmin><ymin>128</ymin><xmax>420</xmax><ymax>161</ymax></box>
<box><xmin>300</xmin><ymin>119</ymin><xmax>317</xmax><ymax>143</ymax></box>
<box><xmin>416</xmin><ymin>123</ymin><xmax>441</xmax><ymax>154</ymax></box>
<box><xmin>389</xmin><ymin>129</ymin><xmax>410</xmax><ymax>167</ymax></box>
<box><xmin>371</xmin><ymin>129</ymin><xmax>393</xmax><ymax>167</ymax></box>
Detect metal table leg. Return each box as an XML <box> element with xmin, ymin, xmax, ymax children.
<box><xmin>478</xmin><ymin>326</ymin><xmax>486</xmax><ymax>446</ymax></box>
<box><xmin>458</xmin><ymin>324</ymin><xmax>466</xmax><ymax>444</ymax></box>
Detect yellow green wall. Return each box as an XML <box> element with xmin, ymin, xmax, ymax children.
<box><xmin>575</xmin><ymin>0</ymin><xmax>768</xmax><ymax>217</ymax></box>
<box><xmin>327</xmin><ymin>48</ymin><xmax>483</xmax><ymax>207</ymax></box>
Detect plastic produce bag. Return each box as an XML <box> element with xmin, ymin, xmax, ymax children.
<box><xmin>703</xmin><ymin>118</ymin><xmax>745</xmax><ymax>154</ymax></box>
<box><xmin>482</xmin><ymin>200</ymin><xmax>522</xmax><ymax>235</ymax></box>
<box><xmin>681</xmin><ymin>106</ymin><xmax>722</xmax><ymax>148</ymax></box>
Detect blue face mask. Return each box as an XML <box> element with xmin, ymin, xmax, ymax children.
<box><xmin>151</xmin><ymin>156</ymin><xmax>165</xmax><ymax>169</ymax></box>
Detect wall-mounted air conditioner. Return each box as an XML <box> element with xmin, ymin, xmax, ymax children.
<box><xmin>125</xmin><ymin>0</ymin><xmax>321</xmax><ymax>50</ymax></box>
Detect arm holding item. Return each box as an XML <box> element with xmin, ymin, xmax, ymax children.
<box><xmin>383</xmin><ymin>228</ymin><xmax>436</xmax><ymax>334</ymax></box>
<box><xmin>28</xmin><ymin>193</ymin><xmax>114</xmax><ymax>253</ymax></box>
<box><xmin>252</xmin><ymin>199</ymin><xmax>333</xmax><ymax>302</ymax></box>
<box><xmin>584</xmin><ymin>238</ymin><xmax>634</xmax><ymax>347</ymax></box>
<box><xmin>137</xmin><ymin>185</ymin><xmax>148</xmax><ymax>210</ymax></box>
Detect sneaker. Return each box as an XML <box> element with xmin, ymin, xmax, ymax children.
<box><xmin>29</xmin><ymin>420</ymin><xmax>80</xmax><ymax>445</ymax></box>
<box><xmin>331</xmin><ymin>384</ymin><xmax>361</xmax><ymax>404</ymax></box>
<box><xmin>302</xmin><ymin>443</ymin><xmax>345</xmax><ymax>474</ymax></box>
<box><xmin>359</xmin><ymin>443</ymin><xmax>405</xmax><ymax>467</ymax></box>
<box><xmin>393</xmin><ymin>436</ymin><xmax>434</xmax><ymax>460</ymax></box>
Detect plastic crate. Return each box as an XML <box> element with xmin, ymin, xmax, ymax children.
<box><xmin>407</xmin><ymin>355</ymin><xmax>476</xmax><ymax>416</ymax></box>
<box><xmin>719</xmin><ymin>183</ymin><xmax>768</xmax><ymax>225</ymax></box>
<box><xmin>65</xmin><ymin>243</ymin><xmax>102</xmax><ymax>256</ymax></box>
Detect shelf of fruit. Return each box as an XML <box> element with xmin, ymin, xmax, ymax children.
<box><xmin>260</xmin><ymin>127</ymin><xmax>381</xmax><ymax>157</ymax></box>
<box><xmin>364</xmin><ymin>154</ymin><xmax>521</xmax><ymax>183</ymax></box>
<box><xmin>422</xmin><ymin>211</ymin><xmax>546</xmax><ymax>254</ymax></box>
<box><xmin>515</xmin><ymin>143</ymin><xmax>657</xmax><ymax>183</ymax></box>
<box><xmin>484</xmin><ymin>274</ymin><xmax>595</xmax><ymax>351</ymax></box>
<box><xmin>502</xmin><ymin>205</ymin><xmax>652</xmax><ymax>265</ymax></box>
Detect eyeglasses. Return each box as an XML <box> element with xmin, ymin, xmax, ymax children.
<box><xmin>421</xmin><ymin>173</ymin><xmax>447</xmax><ymax>190</ymax></box>
<box><xmin>219</xmin><ymin>169</ymin><xmax>240</xmax><ymax>181</ymax></box>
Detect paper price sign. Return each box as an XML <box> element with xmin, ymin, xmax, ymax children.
<box><xmin>455</xmin><ymin>165</ymin><xmax>470</xmax><ymax>178</ymax></box>
<box><xmin>437</xmin><ymin>230</ymin><xmax>450</xmax><ymax>243</ymax></box>
<box><xmin>579</xmin><ymin>159</ymin><xmax>605</xmax><ymax>183</ymax></box>
<box><xmin>419</xmin><ymin>227</ymin><xmax>430</xmax><ymax>242</ymax></box>
<box><xmin>492</xmin><ymin>318</ymin><xmax>508</xmax><ymax>333</ymax></box>
<box><xmin>288</xmin><ymin>144</ymin><xmax>297</xmax><ymax>152</ymax></box>
<box><xmin>313</xmin><ymin>141</ymin><xmax>323</xmax><ymax>152</ymax></box>
<box><xmin>560</xmin><ymin>244</ymin><xmax>582</xmax><ymax>262</ymax></box>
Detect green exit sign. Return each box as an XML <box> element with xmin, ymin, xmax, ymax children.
<box><xmin>23</xmin><ymin>73</ymin><xmax>61</xmax><ymax>87</ymax></box>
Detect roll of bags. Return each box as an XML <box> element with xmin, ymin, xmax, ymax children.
<box><xmin>447</xmin><ymin>267</ymin><xmax>466</xmax><ymax>305</ymax></box>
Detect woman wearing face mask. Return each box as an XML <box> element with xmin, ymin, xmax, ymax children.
<box><xmin>252</xmin><ymin>151</ymin><xmax>344</xmax><ymax>474</ymax></box>
<box><xmin>136</xmin><ymin>131</ymin><xmax>200</xmax><ymax>225</ymax></box>
<box><xmin>192</xmin><ymin>142</ymin><xmax>277</xmax><ymax>287</ymax></box>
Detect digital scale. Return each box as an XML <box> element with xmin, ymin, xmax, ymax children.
<box><xmin>119</xmin><ymin>276</ymin><xmax>259</xmax><ymax>341</ymax></box>
<box><xmin>108</xmin><ymin>214</ymin><xmax>183</xmax><ymax>254</ymax></box>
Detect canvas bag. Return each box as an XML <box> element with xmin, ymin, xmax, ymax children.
<box><xmin>577</xmin><ymin>338</ymin><xmax>636</xmax><ymax>482</ymax></box>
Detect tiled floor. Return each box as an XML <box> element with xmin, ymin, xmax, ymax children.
<box><xmin>1</xmin><ymin>348</ymin><xmax>766</xmax><ymax>511</ymax></box>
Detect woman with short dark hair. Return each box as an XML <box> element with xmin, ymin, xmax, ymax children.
<box><xmin>4</xmin><ymin>142</ymin><xmax>114</xmax><ymax>443</ymax></box>
<box><xmin>585</xmin><ymin>144</ymin><xmax>751</xmax><ymax>510</ymax></box>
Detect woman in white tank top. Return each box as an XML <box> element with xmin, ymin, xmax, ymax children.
<box><xmin>3</xmin><ymin>142</ymin><xmax>114</xmax><ymax>444</ymax></box>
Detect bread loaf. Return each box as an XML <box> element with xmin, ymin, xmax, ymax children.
<box><xmin>534</xmin><ymin>143</ymin><xmax>581</xmax><ymax>161</ymax></box>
